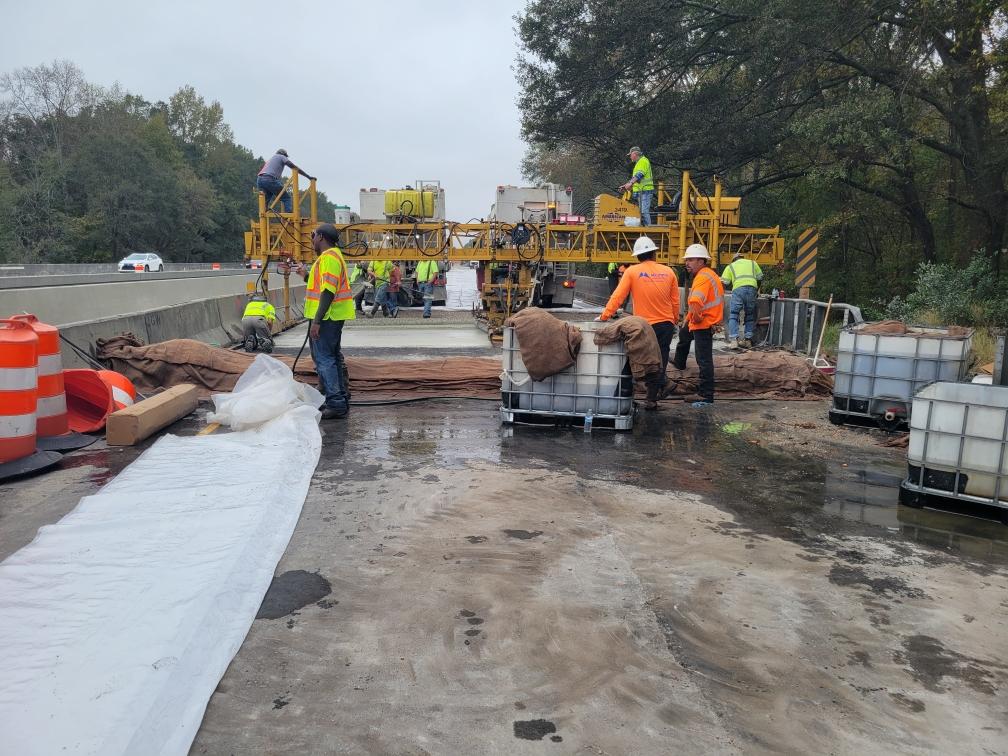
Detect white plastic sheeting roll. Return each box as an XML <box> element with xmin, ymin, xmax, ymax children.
<box><xmin>444</xmin><ymin>264</ymin><xmax>479</xmax><ymax>310</ymax></box>
<box><xmin>0</xmin><ymin>365</ymin><xmax>322</xmax><ymax>754</ymax></box>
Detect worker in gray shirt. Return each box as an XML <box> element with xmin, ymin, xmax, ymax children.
<box><xmin>256</xmin><ymin>148</ymin><xmax>315</xmax><ymax>214</ymax></box>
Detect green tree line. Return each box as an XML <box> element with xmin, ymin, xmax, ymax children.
<box><xmin>517</xmin><ymin>0</ymin><xmax>1007</xmax><ymax>312</ymax></box>
<box><xmin>0</xmin><ymin>60</ymin><xmax>335</xmax><ymax>264</ymax></box>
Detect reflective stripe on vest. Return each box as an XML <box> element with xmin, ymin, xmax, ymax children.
<box><xmin>693</xmin><ymin>269</ymin><xmax>724</xmax><ymax>311</ymax></box>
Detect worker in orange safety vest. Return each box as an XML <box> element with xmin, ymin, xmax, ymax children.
<box><xmin>671</xmin><ymin>243</ymin><xmax>724</xmax><ymax>408</ymax></box>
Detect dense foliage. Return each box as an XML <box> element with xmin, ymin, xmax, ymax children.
<box><xmin>517</xmin><ymin>0</ymin><xmax>1008</xmax><ymax>304</ymax></box>
<box><xmin>0</xmin><ymin>61</ymin><xmax>335</xmax><ymax>263</ymax></box>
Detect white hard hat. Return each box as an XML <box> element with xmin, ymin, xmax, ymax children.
<box><xmin>684</xmin><ymin>243</ymin><xmax>711</xmax><ymax>260</ymax></box>
<box><xmin>632</xmin><ymin>236</ymin><xmax>658</xmax><ymax>256</ymax></box>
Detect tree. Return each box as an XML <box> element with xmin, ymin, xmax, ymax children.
<box><xmin>517</xmin><ymin>0</ymin><xmax>1008</xmax><ymax>270</ymax></box>
<box><xmin>166</xmin><ymin>85</ymin><xmax>233</xmax><ymax>151</ymax></box>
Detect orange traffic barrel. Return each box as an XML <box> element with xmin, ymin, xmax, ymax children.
<box><xmin>9</xmin><ymin>314</ymin><xmax>96</xmax><ymax>453</ymax></box>
<box><xmin>9</xmin><ymin>314</ymin><xmax>67</xmax><ymax>437</ymax></box>
<box><xmin>0</xmin><ymin>318</ymin><xmax>39</xmax><ymax>462</ymax></box>
<box><xmin>63</xmin><ymin>369</ymin><xmax>115</xmax><ymax>433</ymax></box>
<box><xmin>98</xmin><ymin>370</ymin><xmax>136</xmax><ymax>411</ymax></box>
<box><xmin>0</xmin><ymin>319</ymin><xmax>61</xmax><ymax>480</ymax></box>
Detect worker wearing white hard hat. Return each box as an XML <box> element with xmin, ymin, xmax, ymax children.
<box><xmin>595</xmin><ymin>235</ymin><xmax>680</xmax><ymax>410</ymax></box>
<box><xmin>671</xmin><ymin>243</ymin><xmax>724</xmax><ymax>407</ymax></box>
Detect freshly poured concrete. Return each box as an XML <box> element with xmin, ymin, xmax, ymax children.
<box><xmin>274</xmin><ymin>320</ymin><xmax>492</xmax><ymax>351</ymax></box>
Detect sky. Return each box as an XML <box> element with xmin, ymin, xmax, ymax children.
<box><xmin>0</xmin><ymin>0</ymin><xmax>531</xmax><ymax>221</ymax></box>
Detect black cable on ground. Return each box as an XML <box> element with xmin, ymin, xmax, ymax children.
<box><xmin>58</xmin><ymin>332</ymin><xmax>151</xmax><ymax>401</ymax></box>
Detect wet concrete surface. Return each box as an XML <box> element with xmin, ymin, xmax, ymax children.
<box><xmin>3</xmin><ymin>356</ymin><xmax>1007</xmax><ymax>752</ymax></box>
<box><xmin>179</xmin><ymin>398</ymin><xmax>1006</xmax><ymax>754</ymax></box>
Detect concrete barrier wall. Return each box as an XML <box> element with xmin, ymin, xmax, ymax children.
<box><xmin>58</xmin><ymin>284</ymin><xmax>306</xmax><ymax>369</ymax></box>
<box><xmin>2</xmin><ymin>273</ymin><xmax>294</xmax><ymax>326</ymax></box>
<box><xmin>0</xmin><ymin>262</ymin><xmax>244</xmax><ymax>276</ymax></box>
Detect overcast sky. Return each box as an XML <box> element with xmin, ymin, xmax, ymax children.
<box><xmin>0</xmin><ymin>0</ymin><xmax>530</xmax><ymax>221</ymax></box>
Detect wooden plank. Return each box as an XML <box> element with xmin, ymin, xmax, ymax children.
<box><xmin>105</xmin><ymin>384</ymin><xmax>200</xmax><ymax>446</ymax></box>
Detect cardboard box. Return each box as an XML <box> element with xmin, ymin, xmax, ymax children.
<box><xmin>106</xmin><ymin>384</ymin><xmax>200</xmax><ymax>446</ymax></box>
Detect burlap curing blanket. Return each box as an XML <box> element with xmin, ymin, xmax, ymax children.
<box><xmin>592</xmin><ymin>316</ymin><xmax>661</xmax><ymax>379</ymax></box>
<box><xmin>96</xmin><ymin>335</ymin><xmax>832</xmax><ymax>402</ymax></box>
<box><xmin>95</xmin><ymin>335</ymin><xmax>501</xmax><ymax>400</ymax></box>
<box><xmin>503</xmin><ymin>307</ymin><xmax>582</xmax><ymax>381</ymax></box>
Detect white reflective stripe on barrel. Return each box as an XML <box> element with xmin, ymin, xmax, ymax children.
<box><xmin>37</xmin><ymin>354</ymin><xmax>63</xmax><ymax>376</ymax></box>
<box><xmin>0</xmin><ymin>366</ymin><xmax>37</xmax><ymax>392</ymax></box>
<box><xmin>111</xmin><ymin>386</ymin><xmax>134</xmax><ymax>407</ymax></box>
<box><xmin>37</xmin><ymin>393</ymin><xmax>67</xmax><ymax>418</ymax></box>
<box><xmin>0</xmin><ymin>413</ymin><xmax>35</xmax><ymax>438</ymax></box>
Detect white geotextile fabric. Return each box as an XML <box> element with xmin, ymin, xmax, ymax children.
<box><xmin>0</xmin><ymin>364</ymin><xmax>322</xmax><ymax>755</ymax></box>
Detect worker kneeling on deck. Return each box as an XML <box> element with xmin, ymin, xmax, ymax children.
<box><xmin>304</xmin><ymin>223</ymin><xmax>355</xmax><ymax>420</ymax></box>
<box><xmin>595</xmin><ymin>236</ymin><xmax>680</xmax><ymax>410</ymax></box>
<box><xmin>241</xmin><ymin>293</ymin><xmax>277</xmax><ymax>353</ymax></box>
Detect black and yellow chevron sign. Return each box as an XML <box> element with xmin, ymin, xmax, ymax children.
<box><xmin>795</xmin><ymin>228</ymin><xmax>818</xmax><ymax>288</ymax></box>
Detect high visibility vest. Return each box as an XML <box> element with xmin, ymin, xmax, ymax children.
<box><xmin>608</xmin><ymin>262</ymin><xmax>618</xmax><ymax>274</ymax></box>
<box><xmin>722</xmin><ymin>258</ymin><xmax>761</xmax><ymax>289</ymax></box>
<box><xmin>416</xmin><ymin>260</ymin><xmax>438</xmax><ymax>283</ymax></box>
<box><xmin>687</xmin><ymin>267</ymin><xmax>725</xmax><ymax>331</ymax></box>
<box><xmin>304</xmin><ymin>247</ymin><xmax>355</xmax><ymax>321</ymax></box>
<box><xmin>370</xmin><ymin>260</ymin><xmax>393</xmax><ymax>285</ymax></box>
<box><xmin>349</xmin><ymin>264</ymin><xmax>362</xmax><ymax>284</ymax></box>
<box><xmin>243</xmin><ymin>300</ymin><xmax>276</xmax><ymax>322</ymax></box>
<box><xmin>631</xmin><ymin>155</ymin><xmax>655</xmax><ymax>194</ymax></box>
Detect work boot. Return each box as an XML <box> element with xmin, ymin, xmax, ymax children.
<box><xmin>243</xmin><ymin>335</ymin><xmax>256</xmax><ymax>352</ymax></box>
<box><xmin>260</xmin><ymin>338</ymin><xmax>274</xmax><ymax>354</ymax></box>
<box><xmin>740</xmin><ymin>338</ymin><xmax>753</xmax><ymax>349</ymax></box>
<box><xmin>725</xmin><ymin>338</ymin><xmax>739</xmax><ymax>349</ymax></box>
<box><xmin>320</xmin><ymin>407</ymin><xmax>348</xmax><ymax>420</ymax></box>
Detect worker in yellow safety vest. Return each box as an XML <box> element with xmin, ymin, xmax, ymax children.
<box><xmin>415</xmin><ymin>259</ymin><xmax>439</xmax><ymax>318</ymax></box>
<box><xmin>619</xmin><ymin>146</ymin><xmax>655</xmax><ymax>226</ymax></box>
<box><xmin>671</xmin><ymin>243</ymin><xmax>724</xmax><ymax>408</ymax></box>
<box><xmin>367</xmin><ymin>259</ymin><xmax>395</xmax><ymax>318</ymax></box>
<box><xmin>303</xmin><ymin>223</ymin><xmax>355</xmax><ymax>419</ymax></box>
<box><xmin>721</xmin><ymin>251</ymin><xmax>764</xmax><ymax>349</ymax></box>
<box><xmin>241</xmin><ymin>293</ymin><xmax>277</xmax><ymax>353</ymax></box>
<box><xmin>349</xmin><ymin>262</ymin><xmax>367</xmax><ymax>313</ymax></box>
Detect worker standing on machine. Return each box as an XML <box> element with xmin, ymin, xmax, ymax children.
<box><xmin>255</xmin><ymin>148</ymin><xmax>315</xmax><ymax>214</ymax></box>
<box><xmin>303</xmin><ymin>223</ymin><xmax>354</xmax><ymax>420</ymax></box>
<box><xmin>672</xmin><ymin>243</ymin><xmax>724</xmax><ymax>408</ymax></box>
<box><xmin>619</xmin><ymin>147</ymin><xmax>655</xmax><ymax>226</ymax></box>
<box><xmin>241</xmin><ymin>292</ymin><xmax>277</xmax><ymax>353</ymax></box>
<box><xmin>415</xmin><ymin>258</ymin><xmax>439</xmax><ymax>318</ymax></box>
<box><xmin>596</xmin><ymin>236</ymin><xmax>679</xmax><ymax>410</ymax></box>
<box><xmin>721</xmin><ymin>250</ymin><xmax>763</xmax><ymax>349</ymax></box>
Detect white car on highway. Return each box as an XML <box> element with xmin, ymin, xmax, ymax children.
<box><xmin>118</xmin><ymin>252</ymin><xmax>164</xmax><ymax>272</ymax></box>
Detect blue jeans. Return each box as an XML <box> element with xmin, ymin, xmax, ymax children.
<box><xmin>371</xmin><ymin>284</ymin><xmax>396</xmax><ymax>316</ymax></box>
<box><xmin>729</xmin><ymin>286</ymin><xmax>758</xmax><ymax>339</ymax></box>
<box><xmin>256</xmin><ymin>174</ymin><xmax>292</xmax><ymax>213</ymax></box>
<box><xmin>638</xmin><ymin>190</ymin><xmax>655</xmax><ymax>225</ymax></box>
<box><xmin>420</xmin><ymin>281</ymin><xmax>434</xmax><ymax>316</ymax></box>
<box><xmin>309</xmin><ymin>319</ymin><xmax>348</xmax><ymax>413</ymax></box>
